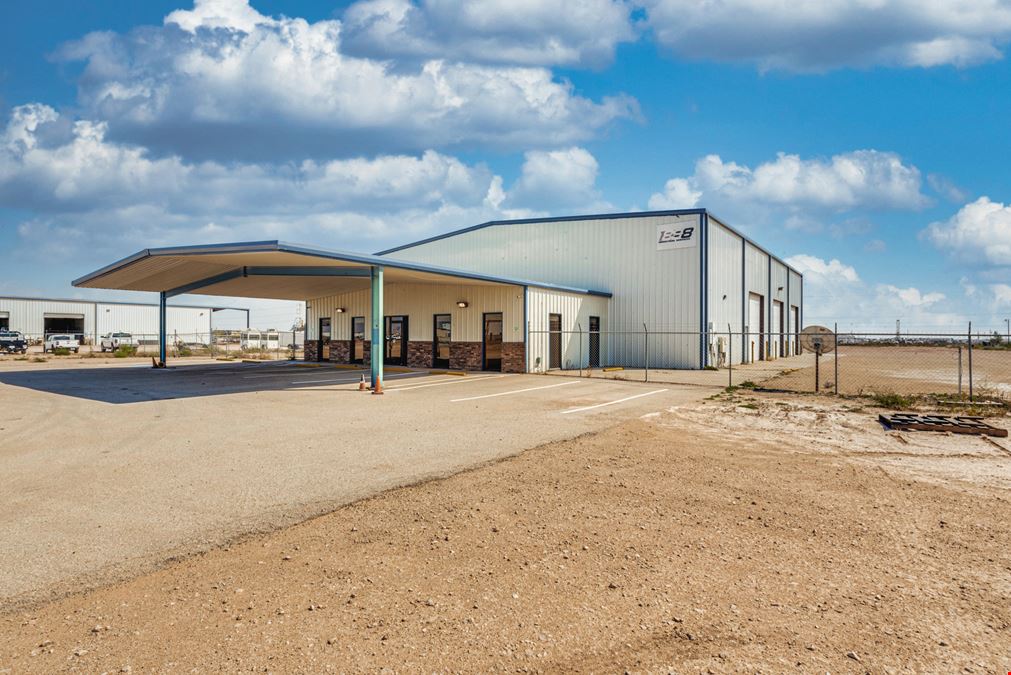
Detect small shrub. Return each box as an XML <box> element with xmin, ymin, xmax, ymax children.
<box><xmin>113</xmin><ymin>344</ymin><xmax>138</xmax><ymax>358</ymax></box>
<box><xmin>738</xmin><ymin>380</ymin><xmax>757</xmax><ymax>389</ymax></box>
<box><xmin>177</xmin><ymin>345</ymin><xmax>193</xmax><ymax>357</ymax></box>
<box><xmin>31</xmin><ymin>357</ymin><xmax>47</xmax><ymax>363</ymax></box>
<box><xmin>703</xmin><ymin>365</ymin><xmax>719</xmax><ymax>371</ymax></box>
<box><xmin>52</xmin><ymin>347</ymin><xmax>71</xmax><ymax>356</ymax></box>
<box><xmin>870</xmin><ymin>392</ymin><xmax>914</xmax><ymax>410</ymax></box>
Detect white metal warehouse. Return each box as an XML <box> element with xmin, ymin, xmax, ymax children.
<box><xmin>377</xmin><ymin>209</ymin><xmax>803</xmax><ymax>369</ymax></box>
<box><xmin>0</xmin><ymin>295</ymin><xmax>248</xmax><ymax>345</ymax></box>
<box><xmin>73</xmin><ymin>209</ymin><xmax>802</xmax><ymax>389</ymax></box>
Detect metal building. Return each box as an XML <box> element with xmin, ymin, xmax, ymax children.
<box><xmin>0</xmin><ymin>295</ymin><xmax>248</xmax><ymax>345</ymax></box>
<box><xmin>72</xmin><ymin>209</ymin><xmax>801</xmax><ymax>388</ymax></box>
<box><xmin>378</xmin><ymin>209</ymin><xmax>803</xmax><ymax>369</ymax></box>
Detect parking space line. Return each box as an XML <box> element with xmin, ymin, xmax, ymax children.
<box><xmin>450</xmin><ymin>380</ymin><xmax>580</xmax><ymax>402</ymax></box>
<box><xmin>291</xmin><ymin>372</ymin><xmax>419</xmax><ymax>385</ymax></box>
<box><xmin>388</xmin><ymin>374</ymin><xmax>506</xmax><ymax>392</ymax></box>
<box><xmin>560</xmin><ymin>388</ymin><xmax>669</xmax><ymax>415</ymax></box>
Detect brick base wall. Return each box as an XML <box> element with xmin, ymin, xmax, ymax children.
<box><xmin>309</xmin><ymin>338</ymin><xmax>527</xmax><ymax>372</ymax></box>
<box><xmin>407</xmin><ymin>341</ymin><xmax>432</xmax><ymax>369</ymax></box>
<box><xmin>501</xmin><ymin>342</ymin><xmax>526</xmax><ymax>373</ymax></box>
<box><xmin>449</xmin><ymin>342</ymin><xmax>482</xmax><ymax>371</ymax></box>
<box><xmin>330</xmin><ymin>340</ymin><xmax>350</xmax><ymax>363</ymax></box>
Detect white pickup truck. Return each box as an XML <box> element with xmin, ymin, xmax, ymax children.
<box><xmin>44</xmin><ymin>334</ymin><xmax>79</xmax><ymax>353</ymax></box>
<box><xmin>99</xmin><ymin>332</ymin><xmax>136</xmax><ymax>352</ymax></box>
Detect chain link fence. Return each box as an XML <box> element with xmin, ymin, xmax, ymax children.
<box><xmin>529</xmin><ymin>325</ymin><xmax>1010</xmax><ymax>402</ymax></box>
<box><xmin>1</xmin><ymin>330</ymin><xmax>306</xmax><ymax>361</ymax></box>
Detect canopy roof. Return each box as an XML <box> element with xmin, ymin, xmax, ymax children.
<box><xmin>73</xmin><ymin>241</ymin><xmax>611</xmax><ymax>301</ymax></box>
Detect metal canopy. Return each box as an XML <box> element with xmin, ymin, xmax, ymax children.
<box><xmin>73</xmin><ymin>241</ymin><xmax>611</xmax><ymax>300</ymax></box>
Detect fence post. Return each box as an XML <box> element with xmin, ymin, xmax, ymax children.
<box><xmin>968</xmin><ymin>322</ymin><xmax>974</xmax><ymax>402</ymax></box>
<box><xmin>727</xmin><ymin>323</ymin><xmax>733</xmax><ymax>389</ymax></box>
<box><xmin>833</xmin><ymin>322</ymin><xmax>839</xmax><ymax>396</ymax></box>
<box><xmin>643</xmin><ymin>322</ymin><xmax>649</xmax><ymax>383</ymax></box>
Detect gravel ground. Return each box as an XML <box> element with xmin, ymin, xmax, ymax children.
<box><xmin>2</xmin><ymin>394</ymin><xmax>1009</xmax><ymax>673</ymax></box>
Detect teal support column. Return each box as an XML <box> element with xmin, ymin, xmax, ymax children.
<box><xmin>370</xmin><ymin>265</ymin><xmax>384</xmax><ymax>394</ymax></box>
<box><xmin>158</xmin><ymin>291</ymin><xmax>167</xmax><ymax>367</ymax></box>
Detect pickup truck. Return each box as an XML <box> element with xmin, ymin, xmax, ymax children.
<box><xmin>44</xmin><ymin>334</ymin><xmax>80</xmax><ymax>353</ymax></box>
<box><xmin>0</xmin><ymin>330</ymin><xmax>28</xmax><ymax>354</ymax></box>
<box><xmin>99</xmin><ymin>332</ymin><xmax>136</xmax><ymax>352</ymax></box>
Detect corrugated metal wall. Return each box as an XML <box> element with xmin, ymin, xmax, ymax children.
<box><xmin>383</xmin><ymin>213</ymin><xmax>703</xmax><ymax>367</ymax></box>
<box><xmin>307</xmin><ymin>283</ymin><xmax>524</xmax><ymax>343</ymax></box>
<box><xmin>707</xmin><ymin>218</ymin><xmax>744</xmax><ymax>365</ymax></box>
<box><xmin>770</xmin><ymin>260</ymin><xmax>790</xmax><ymax>358</ymax></box>
<box><xmin>527</xmin><ymin>288</ymin><xmax>609</xmax><ymax>371</ymax></box>
<box><xmin>743</xmin><ymin>242</ymin><xmax>769</xmax><ymax>362</ymax></box>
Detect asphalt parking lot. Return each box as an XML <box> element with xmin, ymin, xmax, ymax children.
<box><xmin>0</xmin><ymin>360</ymin><xmax>711</xmax><ymax>608</ymax></box>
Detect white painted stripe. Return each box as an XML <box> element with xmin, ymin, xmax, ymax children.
<box><xmin>244</xmin><ymin>368</ymin><xmax>365</xmax><ymax>379</ymax></box>
<box><xmin>388</xmin><ymin>374</ymin><xmax>506</xmax><ymax>392</ymax></box>
<box><xmin>450</xmin><ymin>380</ymin><xmax>580</xmax><ymax>402</ymax></box>
<box><xmin>291</xmin><ymin>372</ymin><xmax>419</xmax><ymax>385</ymax></box>
<box><xmin>560</xmin><ymin>388</ymin><xmax>669</xmax><ymax>415</ymax></box>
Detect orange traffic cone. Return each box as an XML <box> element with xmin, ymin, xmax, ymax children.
<box><xmin>358</xmin><ymin>374</ymin><xmax>367</xmax><ymax>391</ymax></box>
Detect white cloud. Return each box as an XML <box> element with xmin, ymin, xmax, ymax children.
<box><xmin>342</xmin><ymin>0</ymin><xmax>635</xmax><ymax>67</ymax></box>
<box><xmin>0</xmin><ymin>105</ymin><xmax>603</xmax><ymax>262</ymax></box>
<box><xmin>646</xmin><ymin>177</ymin><xmax>701</xmax><ymax>210</ymax></box>
<box><xmin>789</xmin><ymin>253</ymin><xmax>968</xmax><ymax>330</ymax></box>
<box><xmin>54</xmin><ymin>0</ymin><xmax>637</xmax><ymax>162</ymax></box>
<box><xmin>507</xmin><ymin>147</ymin><xmax>608</xmax><ymax>211</ymax></box>
<box><xmin>649</xmin><ymin>151</ymin><xmax>928</xmax><ymax>218</ymax></box>
<box><xmin>641</xmin><ymin>0</ymin><xmax>1011</xmax><ymax>72</ymax></box>
<box><xmin>992</xmin><ymin>284</ymin><xmax>1011</xmax><ymax>308</ymax></box>
<box><xmin>925</xmin><ymin>196</ymin><xmax>1011</xmax><ymax>266</ymax></box>
<box><xmin>878</xmin><ymin>284</ymin><xmax>946</xmax><ymax>307</ymax></box>
<box><xmin>785</xmin><ymin>254</ymin><xmax>860</xmax><ymax>285</ymax></box>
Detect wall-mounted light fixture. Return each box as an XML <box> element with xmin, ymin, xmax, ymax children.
<box><xmin>778</xmin><ymin>286</ymin><xmax>784</xmax><ymax>291</ymax></box>
<box><xmin>722</xmin><ymin>294</ymin><xmax>727</xmax><ymax>300</ymax></box>
<box><xmin>456</xmin><ymin>300</ymin><xmax>469</xmax><ymax>308</ymax></box>
<box><xmin>336</xmin><ymin>307</ymin><xmax>346</xmax><ymax>313</ymax></box>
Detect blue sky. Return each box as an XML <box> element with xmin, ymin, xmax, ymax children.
<box><xmin>2</xmin><ymin>0</ymin><xmax>1010</xmax><ymax>332</ymax></box>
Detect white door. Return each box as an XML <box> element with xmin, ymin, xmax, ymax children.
<box><xmin>772</xmin><ymin>301</ymin><xmax>783</xmax><ymax>358</ymax></box>
<box><xmin>748</xmin><ymin>293</ymin><xmax>763</xmax><ymax>362</ymax></box>
<box><xmin>790</xmin><ymin>306</ymin><xmax>799</xmax><ymax>355</ymax></box>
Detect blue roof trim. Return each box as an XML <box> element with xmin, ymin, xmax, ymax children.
<box><xmin>375</xmin><ymin>207</ymin><xmax>803</xmax><ymax>279</ymax></box>
<box><xmin>72</xmin><ymin>241</ymin><xmax>612</xmax><ymax>299</ymax></box>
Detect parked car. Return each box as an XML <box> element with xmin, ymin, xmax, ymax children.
<box><xmin>44</xmin><ymin>334</ymin><xmax>79</xmax><ymax>353</ymax></box>
<box><xmin>0</xmin><ymin>330</ymin><xmax>28</xmax><ymax>354</ymax></box>
<box><xmin>99</xmin><ymin>332</ymin><xmax>136</xmax><ymax>352</ymax></box>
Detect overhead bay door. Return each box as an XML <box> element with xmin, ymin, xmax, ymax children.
<box><xmin>772</xmin><ymin>300</ymin><xmax>783</xmax><ymax>358</ymax></box>
<box><xmin>748</xmin><ymin>294</ymin><xmax>764</xmax><ymax>362</ymax></box>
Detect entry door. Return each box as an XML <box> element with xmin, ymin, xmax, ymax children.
<box><xmin>791</xmin><ymin>306</ymin><xmax>800</xmax><ymax>355</ymax></box>
<box><xmin>433</xmin><ymin>314</ymin><xmax>451</xmax><ymax>369</ymax></box>
<box><xmin>772</xmin><ymin>300</ymin><xmax>783</xmax><ymax>358</ymax></box>
<box><xmin>483</xmin><ymin>313</ymin><xmax>503</xmax><ymax>372</ymax></box>
<box><xmin>384</xmin><ymin>316</ymin><xmax>408</xmax><ymax>366</ymax></box>
<box><xmin>548</xmin><ymin>313</ymin><xmax>562</xmax><ymax>369</ymax></box>
<box><xmin>351</xmin><ymin>316</ymin><xmax>365</xmax><ymax>363</ymax></box>
<box><xmin>748</xmin><ymin>293</ymin><xmax>764</xmax><ymax>362</ymax></box>
<box><xmin>588</xmin><ymin>316</ymin><xmax>600</xmax><ymax>368</ymax></box>
<box><xmin>318</xmin><ymin>317</ymin><xmax>332</xmax><ymax>362</ymax></box>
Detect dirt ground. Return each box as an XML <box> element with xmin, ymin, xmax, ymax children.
<box><xmin>3</xmin><ymin>392</ymin><xmax>1009</xmax><ymax>673</ymax></box>
<box><xmin>761</xmin><ymin>345</ymin><xmax>1011</xmax><ymax>397</ymax></box>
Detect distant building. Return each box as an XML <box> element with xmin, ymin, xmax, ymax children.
<box><xmin>0</xmin><ymin>295</ymin><xmax>248</xmax><ymax>344</ymax></box>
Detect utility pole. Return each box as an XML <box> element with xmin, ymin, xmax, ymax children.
<box><xmin>1005</xmin><ymin>318</ymin><xmax>1009</xmax><ymax>343</ymax></box>
<box><xmin>895</xmin><ymin>319</ymin><xmax>900</xmax><ymax>339</ymax></box>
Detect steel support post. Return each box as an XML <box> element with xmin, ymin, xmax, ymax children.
<box><xmin>370</xmin><ymin>266</ymin><xmax>385</xmax><ymax>394</ymax></box>
<box><xmin>158</xmin><ymin>292</ymin><xmax>167</xmax><ymax>366</ymax></box>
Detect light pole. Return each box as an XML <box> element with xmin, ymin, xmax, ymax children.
<box><xmin>1005</xmin><ymin>318</ymin><xmax>1009</xmax><ymax>343</ymax></box>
